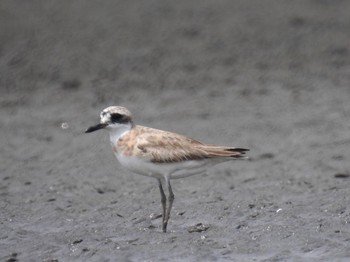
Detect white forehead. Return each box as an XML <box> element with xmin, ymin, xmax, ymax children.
<box><xmin>100</xmin><ymin>106</ymin><xmax>132</xmax><ymax>118</ymax></box>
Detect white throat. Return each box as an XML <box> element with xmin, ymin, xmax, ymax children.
<box><xmin>108</xmin><ymin>123</ymin><xmax>132</xmax><ymax>145</ymax></box>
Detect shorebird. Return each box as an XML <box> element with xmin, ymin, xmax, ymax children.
<box><xmin>85</xmin><ymin>106</ymin><xmax>248</xmax><ymax>232</ymax></box>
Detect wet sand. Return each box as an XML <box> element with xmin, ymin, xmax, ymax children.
<box><xmin>1</xmin><ymin>0</ymin><xmax>350</xmax><ymax>261</ymax></box>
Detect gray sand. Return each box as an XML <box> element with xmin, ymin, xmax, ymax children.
<box><xmin>1</xmin><ymin>0</ymin><xmax>350</xmax><ymax>261</ymax></box>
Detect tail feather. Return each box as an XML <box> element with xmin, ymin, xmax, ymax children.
<box><xmin>202</xmin><ymin>146</ymin><xmax>249</xmax><ymax>159</ymax></box>
<box><xmin>226</xmin><ymin>148</ymin><xmax>249</xmax><ymax>153</ymax></box>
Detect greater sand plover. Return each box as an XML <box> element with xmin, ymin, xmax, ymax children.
<box><xmin>86</xmin><ymin>106</ymin><xmax>249</xmax><ymax>232</ymax></box>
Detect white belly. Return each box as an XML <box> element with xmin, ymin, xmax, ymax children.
<box><xmin>114</xmin><ymin>153</ymin><xmax>208</xmax><ymax>179</ymax></box>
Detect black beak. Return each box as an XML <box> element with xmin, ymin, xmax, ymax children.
<box><xmin>85</xmin><ymin>123</ymin><xmax>108</xmax><ymax>133</ymax></box>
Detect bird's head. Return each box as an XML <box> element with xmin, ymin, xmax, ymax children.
<box><xmin>85</xmin><ymin>106</ymin><xmax>134</xmax><ymax>133</ymax></box>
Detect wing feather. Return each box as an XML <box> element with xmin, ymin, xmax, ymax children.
<box><xmin>134</xmin><ymin>126</ymin><xmax>249</xmax><ymax>163</ymax></box>
<box><xmin>136</xmin><ymin>128</ymin><xmax>207</xmax><ymax>163</ymax></box>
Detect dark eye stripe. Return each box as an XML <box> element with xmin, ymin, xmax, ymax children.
<box><xmin>110</xmin><ymin>113</ymin><xmax>130</xmax><ymax>124</ymax></box>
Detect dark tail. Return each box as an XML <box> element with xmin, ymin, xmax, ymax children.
<box><xmin>204</xmin><ymin>146</ymin><xmax>249</xmax><ymax>159</ymax></box>
<box><xmin>226</xmin><ymin>148</ymin><xmax>249</xmax><ymax>159</ymax></box>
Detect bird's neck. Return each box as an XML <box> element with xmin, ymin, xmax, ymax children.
<box><xmin>108</xmin><ymin>123</ymin><xmax>133</xmax><ymax>144</ymax></box>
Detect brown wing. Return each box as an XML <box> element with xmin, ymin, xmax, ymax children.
<box><xmin>135</xmin><ymin>126</ymin><xmax>249</xmax><ymax>163</ymax></box>
<box><xmin>136</xmin><ymin>128</ymin><xmax>208</xmax><ymax>163</ymax></box>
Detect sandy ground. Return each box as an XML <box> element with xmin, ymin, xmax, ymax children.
<box><xmin>1</xmin><ymin>0</ymin><xmax>350</xmax><ymax>261</ymax></box>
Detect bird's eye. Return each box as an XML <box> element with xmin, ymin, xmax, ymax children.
<box><xmin>110</xmin><ymin>113</ymin><xmax>123</xmax><ymax>123</ymax></box>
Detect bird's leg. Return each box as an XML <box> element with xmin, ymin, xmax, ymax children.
<box><xmin>163</xmin><ymin>177</ymin><xmax>175</xmax><ymax>233</ymax></box>
<box><xmin>158</xmin><ymin>179</ymin><xmax>167</xmax><ymax>231</ymax></box>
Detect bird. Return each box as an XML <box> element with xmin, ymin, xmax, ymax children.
<box><xmin>85</xmin><ymin>106</ymin><xmax>249</xmax><ymax>232</ymax></box>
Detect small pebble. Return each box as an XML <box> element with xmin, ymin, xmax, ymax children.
<box><xmin>188</xmin><ymin>223</ymin><xmax>210</xmax><ymax>233</ymax></box>
<box><xmin>72</xmin><ymin>239</ymin><xmax>83</xmax><ymax>245</ymax></box>
<box><xmin>61</xmin><ymin>122</ymin><xmax>69</xmax><ymax>129</ymax></box>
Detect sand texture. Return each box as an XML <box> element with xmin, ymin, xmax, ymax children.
<box><xmin>1</xmin><ymin>0</ymin><xmax>350</xmax><ymax>261</ymax></box>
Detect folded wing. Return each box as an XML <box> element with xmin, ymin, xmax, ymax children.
<box><xmin>135</xmin><ymin>127</ymin><xmax>248</xmax><ymax>163</ymax></box>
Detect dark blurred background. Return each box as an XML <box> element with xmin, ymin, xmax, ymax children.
<box><xmin>1</xmin><ymin>0</ymin><xmax>349</xmax><ymax>109</ymax></box>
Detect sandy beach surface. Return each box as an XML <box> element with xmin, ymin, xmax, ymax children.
<box><xmin>1</xmin><ymin>0</ymin><xmax>350</xmax><ymax>261</ymax></box>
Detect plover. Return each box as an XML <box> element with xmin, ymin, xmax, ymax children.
<box><xmin>86</xmin><ymin>106</ymin><xmax>249</xmax><ymax>232</ymax></box>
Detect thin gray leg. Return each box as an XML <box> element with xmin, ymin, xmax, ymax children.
<box><xmin>158</xmin><ymin>179</ymin><xmax>167</xmax><ymax>231</ymax></box>
<box><xmin>163</xmin><ymin>178</ymin><xmax>175</xmax><ymax>233</ymax></box>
